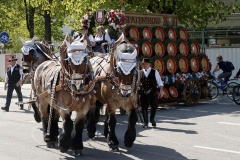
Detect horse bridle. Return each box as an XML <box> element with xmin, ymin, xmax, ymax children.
<box><xmin>59</xmin><ymin>46</ymin><xmax>95</xmax><ymax>96</ymax></box>
<box><xmin>106</xmin><ymin>44</ymin><xmax>140</xmax><ymax>97</ymax></box>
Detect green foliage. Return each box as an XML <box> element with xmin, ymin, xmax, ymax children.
<box><xmin>0</xmin><ymin>77</ymin><xmax>4</xmax><ymax>82</ymax></box>
<box><xmin>1</xmin><ymin>0</ymin><xmax>240</xmax><ymax>53</ymax></box>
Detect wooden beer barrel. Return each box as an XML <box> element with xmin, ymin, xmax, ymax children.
<box><xmin>130</xmin><ymin>41</ymin><xmax>140</xmax><ymax>56</ymax></box>
<box><xmin>154</xmin><ymin>27</ymin><xmax>166</xmax><ymax>41</ymax></box>
<box><xmin>167</xmin><ymin>57</ymin><xmax>177</xmax><ymax>74</ymax></box>
<box><xmin>154</xmin><ymin>41</ymin><xmax>165</xmax><ymax>57</ymax></box>
<box><xmin>179</xmin><ymin>28</ymin><xmax>189</xmax><ymax>41</ymax></box>
<box><xmin>191</xmin><ymin>42</ymin><xmax>200</xmax><ymax>55</ymax></box>
<box><xmin>169</xmin><ymin>86</ymin><xmax>179</xmax><ymax>98</ymax></box>
<box><xmin>153</xmin><ymin>57</ymin><xmax>165</xmax><ymax>75</ymax></box>
<box><xmin>179</xmin><ymin>41</ymin><xmax>190</xmax><ymax>56</ymax></box>
<box><xmin>167</xmin><ymin>41</ymin><xmax>177</xmax><ymax>56</ymax></box>
<box><xmin>201</xmin><ymin>56</ymin><xmax>210</xmax><ymax>72</ymax></box>
<box><xmin>168</xmin><ymin>28</ymin><xmax>177</xmax><ymax>40</ymax></box>
<box><xmin>179</xmin><ymin>56</ymin><xmax>189</xmax><ymax>73</ymax></box>
<box><xmin>142</xmin><ymin>27</ymin><xmax>152</xmax><ymax>41</ymax></box>
<box><xmin>142</xmin><ymin>41</ymin><xmax>153</xmax><ymax>57</ymax></box>
<box><xmin>163</xmin><ymin>87</ymin><xmax>170</xmax><ymax>99</ymax></box>
<box><xmin>190</xmin><ymin>56</ymin><xmax>200</xmax><ymax>72</ymax></box>
<box><xmin>129</xmin><ymin>26</ymin><xmax>140</xmax><ymax>41</ymax></box>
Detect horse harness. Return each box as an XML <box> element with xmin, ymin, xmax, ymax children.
<box><xmin>36</xmin><ymin>56</ymin><xmax>95</xmax><ymax>110</ymax></box>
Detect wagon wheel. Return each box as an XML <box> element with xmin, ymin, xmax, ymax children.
<box><xmin>182</xmin><ymin>79</ymin><xmax>201</xmax><ymax>106</ymax></box>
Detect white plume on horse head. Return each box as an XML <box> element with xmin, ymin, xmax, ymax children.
<box><xmin>65</xmin><ymin>40</ymin><xmax>87</xmax><ymax>51</ymax></box>
<box><xmin>117</xmin><ymin>49</ymin><xmax>137</xmax><ymax>60</ymax></box>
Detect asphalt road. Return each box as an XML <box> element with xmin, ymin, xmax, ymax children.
<box><xmin>0</xmin><ymin>82</ymin><xmax>240</xmax><ymax>160</ymax></box>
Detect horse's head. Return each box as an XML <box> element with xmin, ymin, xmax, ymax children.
<box><xmin>20</xmin><ymin>37</ymin><xmax>51</xmax><ymax>74</ymax></box>
<box><xmin>61</xmin><ymin>34</ymin><xmax>94</xmax><ymax>94</ymax></box>
<box><xmin>20</xmin><ymin>36</ymin><xmax>37</xmax><ymax>73</ymax></box>
<box><xmin>113</xmin><ymin>34</ymin><xmax>139</xmax><ymax>97</ymax></box>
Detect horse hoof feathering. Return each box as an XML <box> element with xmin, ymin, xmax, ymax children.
<box><xmin>72</xmin><ymin>150</ymin><xmax>83</xmax><ymax>156</ymax></box>
<box><xmin>47</xmin><ymin>141</ymin><xmax>55</xmax><ymax>148</ymax></box>
<box><xmin>109</xmin><ymin>145</ymin><xmax>119</xmax><ymax>152</ymax></box>
<box><xmin>87</xmin><ymin>132</ymin><xmax>95</xmax><ymax>139</ymax></box>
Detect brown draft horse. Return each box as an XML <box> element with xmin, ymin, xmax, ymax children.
<box><xmin>20</xmin><ymin>37</ymin><xmax>52</xmax><ymax>122</ymax></box>
<box><xmin>90</xmin><ymin>33</ymin><xmax>140</xmax><ymax>151</ymax></box>
<box><xmin>33</xmin><ymin>34</ymin><xmax>96</xmax><ymax>155</ymax></box>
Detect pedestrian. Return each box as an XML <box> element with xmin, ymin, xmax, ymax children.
<box><xmin>140</xmin><ymin>58</ymin><xmax>164</xmax><ymax>128</ymax></box>
<box><xmin>92</xmin><ymin>26</ymin><xmax>112</xmax><ymax>53</ymax></box>
<box><xmin>212</xmin><ymin>55</ymin><xmax>232</xmax><ymax>89</ymax></box>
<box><xmin>1</xmin><ymin>56</ymin><xmax>23</xmax><ymax>112</ymax></box>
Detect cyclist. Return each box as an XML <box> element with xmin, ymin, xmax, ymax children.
<box><xmin>212</xmin><ymin>55</ymin><xmax>232</xmax><ymax>90</ymax></box>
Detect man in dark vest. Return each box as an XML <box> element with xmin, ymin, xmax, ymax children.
<box><xmin>140</xmin><ymin>58</ymin><xmax>164</xmax><ymax>127</ymax></box>
<box><xmin>1</xmin><ymin>56</ymin><xmax>23</xmax><ymax>112</ymax></box>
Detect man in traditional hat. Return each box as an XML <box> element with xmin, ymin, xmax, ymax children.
<box><xmin>1</xmin><ymin>56</ymin><xmax>23</xmax><ymax>112</ymax></box>
<box><xmin>140</xmin><ymin>58</ymin><xmax>164</xmax><ymax>127</ymax></box>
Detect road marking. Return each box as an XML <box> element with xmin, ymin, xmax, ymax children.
<box><xmin>155</xmin><ymin>115</ymin><xmax>178</xmax><ymax>119</ymax></box>
<box><xmin>193</xmin><ymin>146</ymin><xmax>240</xmax><ymax>154</ymax></box>
<box><xmin>195</xmin><ymin>110</ymin><xmax>209</xmax><ymax>113</ymax></box>
<box><xmin>178</xmin><ymin>109</ymin><xmax>192</xmax><ymax>111</ymax></box>
<box><xmin>217</xmin><ymin>122</ymin><xmax>240</xmax><ymax>126</ymax></box>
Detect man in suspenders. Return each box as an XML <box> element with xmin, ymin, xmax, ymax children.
<box><xmin>1</xmin><ymin>56</ymin><xmax>23</xmax><ymax>112</ymax></box>
<box><xmin>140</xmin><ymin>58</ymin><xmax>164</xmax><ymax>127</ymax></box>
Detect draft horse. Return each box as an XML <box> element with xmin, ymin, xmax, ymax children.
<box><xmin>90</xmin><ymin>33</ymin><xmax>140</xmax><ymax>151</ymax></box>
<box><xmin>33</xmin><ymin>34</ymin><xmax>96</xmax><ymax>155</ymax></box>
<box><xmin>20</xmin><ymin>36</ymin><xmax>52</xmax><ymax>122</ymax></box>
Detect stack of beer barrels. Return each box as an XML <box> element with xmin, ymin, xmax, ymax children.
<box><xmin>125</xmin><ymin>26</ymin><xmax>211</xmax><ymax>101</ymax></box>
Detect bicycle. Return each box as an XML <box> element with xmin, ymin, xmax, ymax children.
<box><xmin>208</xmin><ymin>73</ymin><xmax>238</xmax><ymax>100</ymax></box>
<box><xmin>232</xmin><ymin>81</ymin><xmax>240</xmax><ymax>105</ymax></box>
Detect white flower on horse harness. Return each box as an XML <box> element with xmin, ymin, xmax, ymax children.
<box><xmin>20</xmin><ymin>36</ymin><xmax>37</xmax><ymax>55</ymax></box>
<box><xmin>65</xmin><ymin>40</ymin><xmax>88</xmax><ymax>65</ymax></box>
<box><xmin>116</xmin><ymin>49</ymin><xmax>137</xmax><ymax>75</ymax></box>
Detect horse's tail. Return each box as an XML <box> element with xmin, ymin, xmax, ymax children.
<box><xmin>94</xmin><ymin>100</ymin><xmax>104</xmax><ymax>123</ymax></box>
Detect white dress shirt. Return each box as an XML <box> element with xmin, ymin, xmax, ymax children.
<box><xmin>94</xmin><ymin>33</ymin><xmax>112</xmax><ymax>43</ymax></box>
<box><xmin>5</xmin><ymin>64</ymin><xmax>23</xmax><ymax>83</ymax></box>
<box><xmin>143</xmin><ymin>67</ymin><xmax>164</xmax><ymax>87</ymax></box>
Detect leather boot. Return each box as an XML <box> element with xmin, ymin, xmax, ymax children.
<box><xmin>150</xmin><ymin>107</ymin><xmax>157</xmax><ymax>127</ymax></box>
<box><xmin>142</xmin><ymin>109</ymin><xmax>148</xmax><ymax>128</ymax></box>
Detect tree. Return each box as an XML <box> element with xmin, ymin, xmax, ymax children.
<box><xmin>61</xmin><ymin>0</ymin><xmax>240</xmax><ymax>30</ymax></box>
<box><xmin>30</xmin><ymin>0</ymin><xmax>66</xmax><ymax>43</ymax></box>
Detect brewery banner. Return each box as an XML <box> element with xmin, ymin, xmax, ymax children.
<box><xmin>124</xmin><ymin>12</ymin><xmax>177</xmax><ymax>27</ymax></box>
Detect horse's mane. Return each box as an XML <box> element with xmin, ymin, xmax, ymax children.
<box><xmin>35</xmin><ymin>41</ymin><xmax>48</xmax><ymax>57</ymax></box>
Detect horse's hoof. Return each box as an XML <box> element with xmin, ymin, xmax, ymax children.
<box><xmin>72</xmin><ymin>150</ymin><xmax>82</xmax><ymax>156</ymax></box>
<box><xmin>125</xmin><ymin>143</ymin><xmax>133</xmax><ymax>148</ymax></box>
<box><xmin>47</xmin><ymin>141</ymin><xmax>55</xmax><ymax>148</ymax></box>
<box><xmin>59</xmin><ymin>147</ymin><xmax>67</xmax><ymax>153</ymax></box>
<box><xmin>87</xmin><ymin>132</ymin><xmax>95</xmax><ymax>139</ymax></box>
<box><xmin>109</xmin><ymin>145</ymin><xmax>119</xmax><ymax>152</ymax></box>
<box><xmin>34</xmin><ymin>113</ymin><xmax>41</xmax><ymax>123</ymax></box>
<box><xmin>142</xmin><ymin>125</ymin><xmax>148</xmax><ymax>128</ymax></box>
